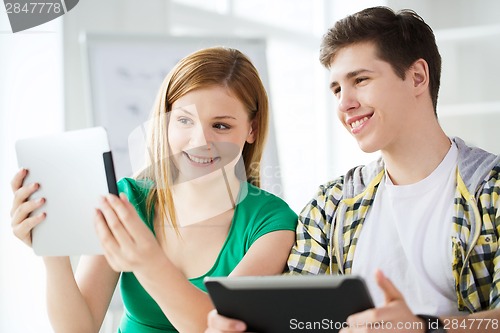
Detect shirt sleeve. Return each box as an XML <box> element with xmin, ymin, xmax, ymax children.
<box><xmin>489</xmin><ymin>177</ymin><xmax>500</xmax><ymax>309</ymax></box>
<box><xmin>286</xmin><ymin>180</ymin><xmax>343</xmax><ymax>275</ymax></box>
<box><xmin>248</xmin><ymin>196</ymin><xmax>298</xmax><ymax>245</ymax></box>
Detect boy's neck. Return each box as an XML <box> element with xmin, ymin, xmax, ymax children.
<box><xmin>381</xmin><ymin>122</ymin><xmax>452</xmax><ymax>186</ymax></box>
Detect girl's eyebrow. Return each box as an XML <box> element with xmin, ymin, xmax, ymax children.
<box><xmin>213</xmin><ymin>115</ymin><xmax>237</xmax><ymax>120</ymax></box>
<box><xmin>175</xmin><ymin>107</ymin><xmax>195</xmax><ymax>116</ymax></box>
<box><xmin>173</xmin><ymin>108</ymin><xmax>236</xmax><ymax>120</ymax></box>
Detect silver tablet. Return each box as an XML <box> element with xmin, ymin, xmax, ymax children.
<box><xmin>15</xmin><ymin>127</ymin><xmax>118</xmax><ymax>256</ymax></box>
<box><xmin>204</xmin><ymin>275</ymin><xmax>374</xmax><ymax>333</ymax></box>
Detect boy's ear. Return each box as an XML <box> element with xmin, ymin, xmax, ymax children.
<box><xmin>410</xmin><ymin>58</ymin><xmax>430</xmax><ymax>96</ymax></box>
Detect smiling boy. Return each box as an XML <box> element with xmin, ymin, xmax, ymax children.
<box><xmin>206</xmin><ymin>6</ymin><xmax>500</xmax><ymax>333</ymax></box>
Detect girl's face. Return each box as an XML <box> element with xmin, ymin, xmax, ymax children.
<box><xmin>168</xmin><ymin>85</ymin><xmax>255</xmax><ymax>183</ymax></box>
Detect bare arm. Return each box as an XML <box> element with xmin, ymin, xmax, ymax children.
<box><xmin>139</xmin><ymin>230</ymin><xmax>295</xmax><ymax>332</ymax></box>
<box><xmin>96</xmin><ymin>193</ymin><xmax>295</xmax><ymax>332</ymax></box>
<box><xmin>10</xmin><ymin>169</ymin><xmax>119</xmax><ymax>333</ymax></box>
<box><xmin>44</xmin><ymin>256</ymin><xmax>119</xmax><ymax>333</ymax></box>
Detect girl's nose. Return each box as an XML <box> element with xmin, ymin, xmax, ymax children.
<box><xmin>190</xmin><ymin>123</ymin><xmax>210</xmax><ymax>148</ymax></box>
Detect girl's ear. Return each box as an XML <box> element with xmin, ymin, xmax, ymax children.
<box><xmin>410</xmin><ymin>58</ymin><xmax>429</xmax><ymax>96</ymax></box>
<box><xmin>246</xmin><ymin>121</ymin><xmax>257</xmax><ymax>144</ymax></box>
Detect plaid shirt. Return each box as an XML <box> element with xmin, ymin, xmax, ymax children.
<box><xmin>287</xmin><ymin>138</ymin><xmax>500</xmax><ymax>313</ymax></box>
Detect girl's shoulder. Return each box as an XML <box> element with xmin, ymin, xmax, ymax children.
<box><xmin>238</xmin><ymin>182</ymin><xmax>297</xmax><ymax>218</ymax></box>
<box><xmin>117</xmin><ymin>177</ymin><xmax>153</xmax><ymax>196</ymax></box>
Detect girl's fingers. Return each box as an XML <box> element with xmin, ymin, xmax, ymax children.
<box><xmin>11</xmin><ymin>197</ymin><xmax>45</xmax><ymax>226</ymax></box>
<box><xmin>11</xmin><ymin>182</ymin><xmax>41</xmax><ymax>217</ymax></box>
<box><xmin>95</xmin><ymin>208</ymin><xmax>121</xmax><ymax>253</ymax></box>
<box><xmin>106</xmin><ymin>194</ymin><xmax>150</xmax><ymax>242</ymax></box>
<box><xmin>94</xmin><ymin>211</ymin><xmax>122</xmax><ymax>272</ymax></box>
<box><xmin>10</xmin><ymin>169</ymin><xmax>46</xmax><ymax>248</ymax></box>
<box><xmin>12</xmin><ymin>212</ymin><xmax>46</xmax><ymax>245</ymax></box>
<box><xmin>98</xmin><ymin>197</ymin><xmax>135</xmax><ymax>247</ymax></box>
<box><xmin>10</xmin><ymin>168</ymin><xmax>27</xmax><ymax>192</ymax></box>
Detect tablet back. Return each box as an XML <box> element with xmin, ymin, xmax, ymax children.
<box><xmin>204</xmin><ymin>275</ymin><xmax>374</xmax><ymax>333</ymax></box>
<box><xmin>15</xmin><ymin>127</ymin><xmax>118</xmax><ymax>256</ymax></box>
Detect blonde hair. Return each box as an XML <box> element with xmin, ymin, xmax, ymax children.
<box><xmin>139</xmin><ymin>47</ymin><xmax>269</xmax><ymax>233</ymax></box>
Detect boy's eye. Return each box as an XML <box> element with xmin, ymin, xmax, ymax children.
<box><xmin>355</xmin><ymin>77</ymin><xmax>368</xmax><ymax>84</ymax></box>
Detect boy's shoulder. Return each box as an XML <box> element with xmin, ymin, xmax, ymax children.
<box><xmin>316</xmin><ymin>158</ymin><xmax>385</xmax><ymax>200</ymax></box>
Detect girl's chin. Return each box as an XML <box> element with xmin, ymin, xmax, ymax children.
<box><xmin>174</xmin><ymin>168</ymin><xmax>224</xmax><ymax>185</ymax></box>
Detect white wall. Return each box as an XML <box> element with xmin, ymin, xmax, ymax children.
<box><xmin>0</xmin><ymin>11</ymin><xmax>63</xmax><ymax>333</ymax></box>
<box><xmin>388</xmin><ymin>0</ymin><xmax>500</xmax><ymax>153</ymax></box>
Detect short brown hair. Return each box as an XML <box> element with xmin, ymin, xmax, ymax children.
<box><xmin>320</xmin><ymin>6</ymin><xmax>442</xmax><ymax>113</ymax></box>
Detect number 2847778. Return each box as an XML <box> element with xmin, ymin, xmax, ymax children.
<box><xmin>5</xmin><ymin>2</ymin><xmax>63</xmax><ymax>14</ymax></box>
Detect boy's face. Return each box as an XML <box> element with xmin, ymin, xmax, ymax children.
<box><xmin>328</xmin><ymin>42</ymin><xmax>416</xmax><ymax>154</ymax></box>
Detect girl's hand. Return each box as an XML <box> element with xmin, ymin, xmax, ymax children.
<box><xmin>10</xmin><ymin>168</ymin><xmax>46</xmax><ymax>246</ymax></box>
<box><xmin>94</xmin><ymin>193</ymin><xmax>165</xmax><ymax>274</ymax></box>
<box><xmin>206</xmin><ymin>309</ymin><xmax>247</xmax><ymax>333</ymax></box>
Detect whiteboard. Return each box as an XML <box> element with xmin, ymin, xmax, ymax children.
<box><xmin>82</xmin><ymin>34</ymin><xmax>282</xmax><ymax>196</ymax></box>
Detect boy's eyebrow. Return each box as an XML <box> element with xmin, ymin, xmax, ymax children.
<box><xmin>330</xmin><ymin>69</ymin><xmax>374</xmax><ymax>89</ymax></box>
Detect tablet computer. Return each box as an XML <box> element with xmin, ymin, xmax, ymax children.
<box><xmin>204</xmin><ymin>275</ymin><xmax>374</xmax><ymax>333</ymax></box>
<box><xmin>15</xmin><ymin>126</ymin><xmax>118</xmax><ymax>256</ymax></box>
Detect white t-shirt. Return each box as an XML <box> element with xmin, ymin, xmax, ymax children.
<box><xmin>351</xmin><ymin>142</ymin><xmax>465</xmax><ymax>316</ymax></box>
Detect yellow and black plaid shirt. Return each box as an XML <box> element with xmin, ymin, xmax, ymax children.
<box><xmin>287</xmin><ymin>138</ymin><xmax>500</xmax><ymax>313</ymax></box>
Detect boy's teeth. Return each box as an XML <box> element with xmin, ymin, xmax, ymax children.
<box><xmin>351</xmin><ymin>116</ymin><xmax>369</xmax><ymax>129</ymax></box>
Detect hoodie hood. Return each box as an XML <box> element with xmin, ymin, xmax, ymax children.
<box><xmin>453</xmin><ymin>137</ymin><xmax>500</xmax><ymax>195</ymax></box>
<box><xmin>342</xmin><ymin>137</ymin><xmax>500</xmax><ymax>199</ymax></box>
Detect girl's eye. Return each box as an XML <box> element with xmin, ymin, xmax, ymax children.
<box><xmin>178</xmin><ymin>117</ymin><xmax>193</xmax><ymax>125</ymax></box>
<box><xmin>213</xmin><ymin>123</ymin><xmax>230</xmax><ymax>130</ymax></box>
<box><xmin>333</xmin><ymin>87</ymin><xmax>341</xmax><ymax>96</ymax></box>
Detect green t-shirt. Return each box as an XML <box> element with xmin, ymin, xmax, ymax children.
<box><xmin>116</xmin><ymin>178</ymin><xmax>297</xmax><ymax>332</ymax></box>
